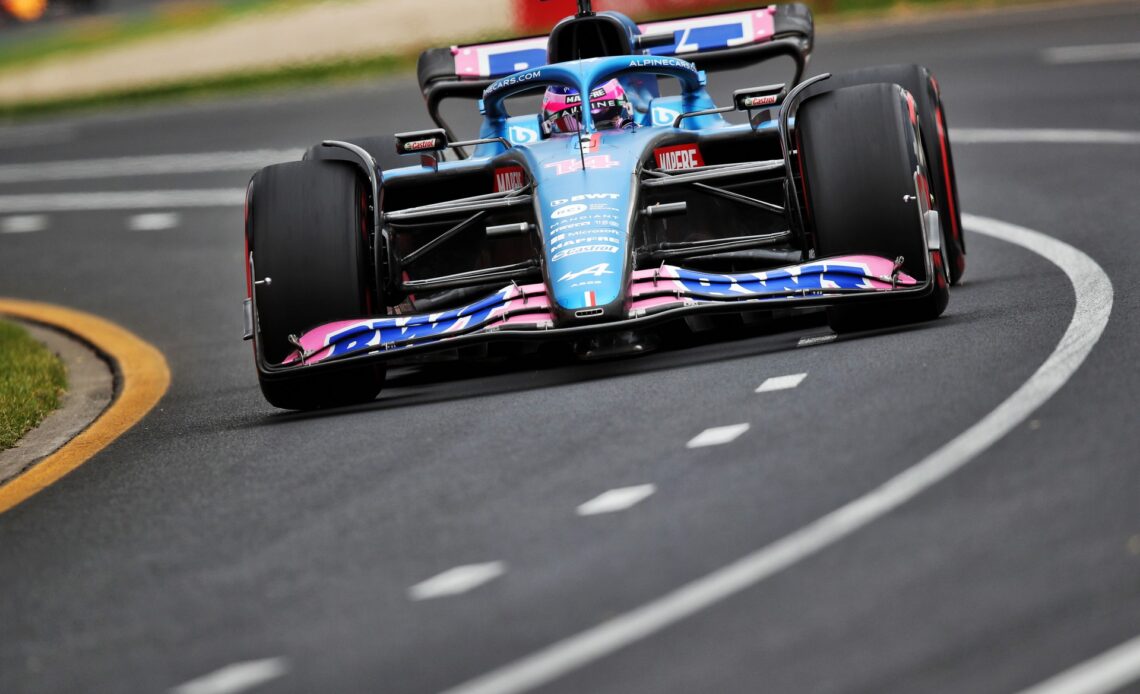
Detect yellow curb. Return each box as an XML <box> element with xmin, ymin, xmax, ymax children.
<box><xmin>0</xmin><ymin>298</ymin><xmax>170</xmax><ymax>515</ymax></box>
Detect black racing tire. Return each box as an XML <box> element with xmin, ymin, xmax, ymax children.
<box><xmin>303</xmin><ymin>135</ymin><xmax>407</xmax><ymax>174</ymax></box>
<box><xmin>802</xmin><ymin>64</ymin><xmax>966</xmax><ymax>284</ymax></box>
<box><xmin>247</xmin><ymin>160</ymin><xmax>384</xmax><ymax>410</ymax></box>
<box><xmin>797</xmin><ymin>82</ymin><xmax>949</xmax><ymax>332</ymax></box>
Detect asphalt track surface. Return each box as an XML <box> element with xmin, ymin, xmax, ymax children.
<box><xmin>1</xmin><ymin>3</ymin><xmax>1139</xmax><ymax>693</ymax></box>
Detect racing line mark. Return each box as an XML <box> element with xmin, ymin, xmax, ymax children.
<box><xmin>0</xmin><ymin>148</ymin><xmax>301</xmax><ymax>184</ymax></box>
<box><xmin>952</xmin><ymin>129</ymin><xmax>1140</xmax><ymax>145</ymax></box>
<box><xmin>128</xmin><ymin>212</ymin><xmax>181</xmax><ymax>232</ymax></box>
<box><xmin>1042</xmin><ymin>41</ymin><xmax>1140</xmax><ymax>64</ymax></box>
<box><xmin>438</xmin><ymin>214</ymin><xmax>1114</xmax><ymax>694</ymax></box>
<box><xmin>685</xmin><ymin>423</ymin><xmax>750</xmax><ymax>449</ymax></box>
<box><xmin>1015</xmin><ymin>632</ymin><xmax>1140</xmax><ymax>694</ymax></box>
<box><xmin>409</xmin><ymin>563</ymin><xmax>506</xmax><ymax>601</ymax></box>
<box><xmin>576</xmin><ymin>485</ymin><xmax>657</xmax><ymax>516</ymax></box>
<box><xmin>755</xmin><ymin>373</ymin><xmax>807</xmax><ymax>393</ymax></box>
<box><xmin>0</xmin><ymin>190</ymin><xmax>245</xmax><ymax>213</ymax></box>
<box><xmin>1</xmin><ymin>215</ymin><xmax>47</xmax><ymax>233</ymax></box>
<box><xmin>796</xmin><ymin>334</ymin><xmax>836</xmax><ymax>348</ymax></box>
<box><xmin>170</xmin><ymin>657</ymin><xmax>290</xmax><ymax>694</ymax></box>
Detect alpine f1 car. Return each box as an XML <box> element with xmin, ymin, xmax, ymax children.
<box><xmin>244</xmin><ymin>0</ymin><xmax>966</xmax><ymax>410</ymax></box>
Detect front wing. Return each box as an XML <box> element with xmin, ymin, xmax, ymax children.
<box><xmin>260</xmin><ymin>255</ymin><xmax>922</xmax><ymax>374</ymax></box>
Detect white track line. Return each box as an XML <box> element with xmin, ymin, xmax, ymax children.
<box><xmin>685</xmin><ymin>423</ymin><xmax>750</xmax><ymax>449</ymax></box>
<box><xmin>409</xmin><ymin>562</ymin><xmax>506</xmax><ymax>601</ymax></box>
<box><xmin>0</xmin><ymin>149</ymin><xmax>300</xmax><ymax>184</ymax></box>
<box><xmin>0</xmin><ymin>190</ymin><xmax>245</xmax><ymax>213</ymax></box>
<box><xmin>577</xmin><ymin>485</ymin><xmax>657</xmax><ymax>516</ymax></box>
<box><xmin>1</xmin><ymin>215</ymin><xmax>47</xmax><ymax>233</ymax></box>
<box><xmin>756</xmin><ymin>373</ymin><xmax>807</xmax><ymax>393</ymax></box>
<box><xmin>170</xmin><ymin>658</ymin><xmax>289</xmax><ymax>694</ymax></box>
<box><xmin>952</xmin><ymin>129</ymin><xmax>1140</xmax><ymax>145</ymax></box>
<box><xmin>439</xmin><ymin>214</ymin><xmax>1113</xmax><ymax>694</ymax></box>
<box><xmin>1043</xmin><ymin>42</ymin><xmax>1140</xmax><ymax>64</ymax></box>
<box><xmin>1016</xmin><ymin>633</ymin><xmax>1140</xmax><ymax>694</ymax></box>
<box><xmin>128</xmin><ymin>212</ymin><xmax>181</xmax><ymax>231</ymax></box>
<box><xmin>797</xmin><ymin>334</ymin><xmax>836</xmax><ymax>347</ymax></box>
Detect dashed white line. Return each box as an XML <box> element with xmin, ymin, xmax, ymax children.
<box><xmin>796</xmin><ymin>334</ymin><xmax>836</xmax><ymax>348</ymax></box>
<box><xmin>438</xmin><ymin>214</ymin><xmax>1114</xmax><ymax>694</ymax></box>
<box><xmin>170</xmin><ymin>657</ymin><xmax>289</xmax><ymax>694</ymax></box>
<box><xmin>0</xmin><ymin>148</ymin><xmax>300</xmax><ymax>184</ymax></box>
<box><xmin>1</xmin><ymin>215</ymin><xmax>47</xmax><ymax>233</ymax></box>
<box><xmin>0</xmin><ymin>189</ymin><xmax>245</xmax><ymax>213</ymax></box>
<box><xmin>576</xmin><ymin>485</ymin><xmax>656</xmax><ymax>516</ymax></box>
<box><xmin>685</xmin><ymin>423</ymin><xmax>750</xmax><ymax>449</ymax></box>
<box><xmin>1016</xmin><ymin>633</ymin><xmax>1140</xmax><ymax>694</ymax></box>
<box><xmin>128</xmin><ymin>212</ymin><xmax>181</xmax><ymax>231</ymax></box>
<box><xmin>409</xmin><ymin>562</ymin><xmax>506</xmax><ymax>601</ymax></box>
<box><xmin>1043</xmin><ymin>41</ymin><xmax>1140</xmax><ymax>64</ymax></box>
<box><xmin>755</xmin><ymin>373</ymin><xmax>807</xmax><ymax>393</ymax></box>
<box><xmin>952</xmin><ymin>129</ymin><xmax>1140</xmax><ymax>145</ymax></box>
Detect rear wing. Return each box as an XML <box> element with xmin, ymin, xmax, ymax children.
<box><xmin>417</xmin><ymin>3</ymin><xmax>813</xmax><ymax>135</ymax></box>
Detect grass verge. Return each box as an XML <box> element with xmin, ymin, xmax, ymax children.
<box><xmin>0</xmin><ymin>52</ymin><xmax>414</xmax><ymax>120</ymax></box>
<box><xmin>0</xmin><ymin>0</ymin><xmax>321</xmax><ymax>73</ymax></box>
<box><xmin>0</xmin><ymin>320</ymin><xmax>67</xmax><ymax>452</ymax></box>
<box><xmin>0</xmin><ymin>0</ymin><xmax>1068</xmax><ymax>120</ymax></box>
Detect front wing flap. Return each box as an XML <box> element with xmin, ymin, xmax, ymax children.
<box><xmin>265</xmin><ymin>255</ymin><xmax>917</xmax><ymax>372</ymax></box>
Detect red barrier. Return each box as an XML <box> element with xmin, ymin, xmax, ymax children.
<box><xmin>513</xmin><ymin>0</ymin><xmax>745</xmax><ymax>33</ymax></box>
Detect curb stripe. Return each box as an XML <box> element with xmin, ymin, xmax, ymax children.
<box><xmin>0</xmin><ymin>299</ymin><xmax>170</xmax><ymax>514</ymax></box>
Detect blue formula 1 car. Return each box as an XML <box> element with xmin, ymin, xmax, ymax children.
<box><xmin>244</xmin><ymin>0</ymin><xmax>966</xmax><ymax>410</ymax></box>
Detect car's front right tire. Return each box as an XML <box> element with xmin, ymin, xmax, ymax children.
<box><xmin>247</xmin><ymin>160</ymin><xmax>384</xmax><ymax>410</ymax></box>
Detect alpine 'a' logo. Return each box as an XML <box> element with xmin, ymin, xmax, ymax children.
<box><xmin>558</xmin><ymin>263</ymin><xmax>612</xmax><ymax>283</ymax></box>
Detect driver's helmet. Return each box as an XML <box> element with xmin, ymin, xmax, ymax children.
<box><xmin>541</xmin><ymin>79</ymin><xmax>632</xmax><ymax>135</ymax></box>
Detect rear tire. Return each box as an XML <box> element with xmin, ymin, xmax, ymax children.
<box><xmin>797</xmin><ymin>83</ymin><xmax>949</xmax><ymax>332</ymax></box>
<box><xmin>802</xmin><ymin>64</ymin><xmax>966</xmax><ymax>284</ymax></box>
<box><xmin>247</xmin><ymin>160</ymin><xmax>384</xmax><ymax>410</ymax></box>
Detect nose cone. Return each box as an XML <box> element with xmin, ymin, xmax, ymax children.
<box><xmin>536</xmin><ymin>142</ymin><xmax>634</xmax><ymax>322</ymax></box>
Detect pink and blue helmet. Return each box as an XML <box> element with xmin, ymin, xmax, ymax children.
<box><xmin>541</xmin><ymin>79</ymin><xmax>633</xmax><ymax>135</ymax></box>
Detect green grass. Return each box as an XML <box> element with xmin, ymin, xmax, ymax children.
<box><xmin>0</xmin><ymin>320</ymin><xmax>67</xmax><ymax>451</ymax></box>
<box><xmin>0</xmin><ymin>51</ymin><xmax>415</xmax><ymax>120</ymax></box>
<box><xmin>0</xmin><ymin>0</ymin><xmax>323</xmax><ymax>74</ymax></box>
<box><xmin>0</xmin><ymin>0</ymin><xmax>1048</xmax><ymax>120</ymax></box>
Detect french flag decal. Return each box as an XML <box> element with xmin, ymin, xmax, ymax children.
<box><xmin>584</xmin><ymin>291</ymin><xmax>597</xmax><ymax>307</ymax></box>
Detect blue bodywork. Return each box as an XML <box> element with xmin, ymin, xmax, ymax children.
<box><xmin>385</xmin><ymin>54</ymin><xmax>755</xmax><ymax>324</ymax></box>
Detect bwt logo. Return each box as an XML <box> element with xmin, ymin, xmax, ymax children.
<box><xmin>509</xmin><ymin>126</ymin><xmax>538</xmax><ymax>144</ymax></box>
<box><xmin>550</xmin><ymin>193</ymin><xmax>620</xmax><ymax>206</ymax></box>
<box><xmin>652</xmin><ymin>107</ymin><xmax>680</xmax><ymax>126</ymax></box>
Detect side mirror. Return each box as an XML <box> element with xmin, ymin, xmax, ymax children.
<box><xmin>394</xmin><ymin>129</ymin><xmax>449</xmax><ymax>155</ymax></box>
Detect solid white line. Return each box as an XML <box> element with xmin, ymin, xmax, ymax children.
<box><xmin>577</xmin><ymin>485</ymin><xmax>657</xmax><ymax>516</ymax></box>
<box><xmin>797</xmin><ymin>334</ymin><xmax>836</xmax><ymax>348</ymax></box>
<box><xmin>1</xmin><ymin>215</ymin><xmax>47</xmax><ymax>233</ymax></box>
<box><xmin>952</xmin><ymin>128</ymin><xmax>1140</xmax><ymax>145</ymax></box>
<box><xmin>0</xmin><ymin>190</ymin><xmax>245</xmax><ymax>213</ymax></box>
<box><xmin>439</xmin><ymin>214</ymin><xmax>1113</xmax><ymax>694</ymax></box>
<box><xmin>409</xmin><ymin>562</ymin><xmax>506</xmax><ymax>601</ymax></box>
<box><xmin>128</xmin><ymin>212</ymin><xmax>181</xmax><ymax>231</ymax></box>
<box><xmin>170</xmin><ymin>658</ymin><xmax>289</xmax><ymax>694</ymax></box>
<box><xmin>756</xmin><ymin>373</ymin><xmax>807</xmax><ymax>393</ymax></box>
<box><xmin>0</xmin><ymin>149</ymin><xmax>300</xmax><ymax>184</ymax></box>
<box><xmin>1043</xmin><ymin>42</ymin><xmax>1140</xmax><ymax>64</ymax></box>
<box><xmin>1016</xmin><ymin>633</ymin><xmax>1140</xmax><ymax>694</ymax></box>
<box><xmin>685</xmin><ymin>423</ymin><xmax>750</xmax><ymax>449</ymax></box>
